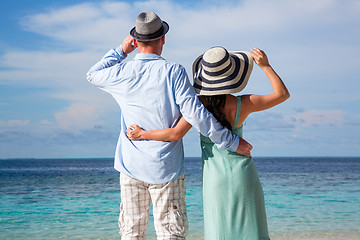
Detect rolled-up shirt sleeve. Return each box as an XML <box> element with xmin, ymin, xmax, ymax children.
<box><xmin>172</xmin><ymin>65</ymin><xmax>239</xmax><ymax>152</ymax></box>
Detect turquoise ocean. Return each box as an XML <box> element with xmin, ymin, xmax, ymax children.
<box><xmin>1</xmin><ymin>157</ymin><xmax>359</xmax><ymax>239</ymax></box>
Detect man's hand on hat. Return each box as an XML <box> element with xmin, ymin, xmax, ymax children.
<box><xmin>122</xmin><ymin>35</ymin><xmax>137</xmax><ymax>55</ymax></box>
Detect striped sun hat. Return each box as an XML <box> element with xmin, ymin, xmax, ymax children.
<box><xmin>192</xmin><ymin>46</ymin><xmax>253</xmax><ymax>95</ymax></box>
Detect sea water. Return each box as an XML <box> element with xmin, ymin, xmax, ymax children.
<box><xmin>0</xmin><ymin>157</ymin><xmax>359</xmax><ymax>239</ymax></box>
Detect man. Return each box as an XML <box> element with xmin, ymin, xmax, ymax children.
<box><xmin>87</xmin><ymin>11</ymin><xmax>252</xmax><ymax>240</ymax></box>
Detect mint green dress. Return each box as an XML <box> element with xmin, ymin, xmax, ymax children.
<box><xmin>201</xmin><ymin>96</ymin><xmax>270</xmax><ymax>240</ymax></box>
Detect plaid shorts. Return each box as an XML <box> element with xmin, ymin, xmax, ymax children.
<box><xmin>118</xmin><ymin>173</ymin><xmax>188</xmax><ymax>240</ymax></box>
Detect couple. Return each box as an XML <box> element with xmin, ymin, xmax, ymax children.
<box><xmin>87</xmin><ymin>11</ymin><xmax>289</xmax><ymax>240</ymax></box>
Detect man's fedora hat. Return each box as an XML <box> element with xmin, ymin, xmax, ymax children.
<box><xmin>192</xmin><ymin>46</ymin><xmax>254</xmax><ymax>96</ymax></box>
<box><xmin>130</xmin><ymin>12</ymin><xmax>169</xmax><ymax>41</ymax></box>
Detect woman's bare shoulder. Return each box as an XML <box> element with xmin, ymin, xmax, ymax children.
<box><xmin>223</xmin><ymin>95</ymin><xmax>237</xmax><ymax>125</ymax></box>
<box><xmin>225</xmin><ymin>94</ymin><xmax>237</xmax><ymax>108</ymax></box>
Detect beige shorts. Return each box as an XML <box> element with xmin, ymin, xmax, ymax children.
<box><xmin>118</xmin><ymin>173</ymin><xmax>188</xmax><ymax>240</ymax></box>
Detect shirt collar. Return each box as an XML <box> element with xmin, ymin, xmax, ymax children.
<box><xmin>134</xmin><ymin>53</ymin><xmax>165</xmax><ymax>61</ymax></box>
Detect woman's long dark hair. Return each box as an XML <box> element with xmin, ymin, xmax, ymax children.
<box><xmin>203</xmin><ymin>95</ymin><xmax>232</xmax><ymax>130</ymax></box>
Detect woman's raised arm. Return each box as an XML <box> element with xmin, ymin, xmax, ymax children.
<box><xmin>240</xmin><ymin>48</ymin><xmax>290</xmax><ymax>120</ymax></box>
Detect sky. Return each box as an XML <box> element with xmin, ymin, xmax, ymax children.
<box><xmin>0</xmin><ymin>0</ymin><xmax>359</xmax><ymax>159</ymax></box>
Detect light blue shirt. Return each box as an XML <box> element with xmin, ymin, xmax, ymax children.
<box><xmin>87</xmin><ymin>46</ymin><xmax>239</xmax><ymax>184</ymax></box>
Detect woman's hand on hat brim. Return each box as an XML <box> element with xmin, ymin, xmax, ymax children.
<box><xmin>250</xmin><ymin>48</ymin><xmax>270</xmax><ymax>69</ymax></box>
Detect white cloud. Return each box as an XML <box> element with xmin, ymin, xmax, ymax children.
<box><xmin>54</xmin><ymin>103</ymin><xmax>101</xmax><ymax>129</ymax></box>
<box><xmin>17</xmin><ymin>0</ymin><xmax>360</xmax><ymax>51</ymax></box>
<box><xmin>0</xmin><ymin>120</ymin><xmax>30</xmax><ymax>127</ymax></box>
<box><xmin>20</xmin><ymin>2</ymin><xmax>136</xmax><ymax>50</ymax></box>
<box><xmin>244</xmin><ymin>108</ymin><xmax>346</xmax><ymax>131</ymax></box>
<box><xmin>0</xmin><ymin>50</ymin><xmax>95</xmax><ymax>86</ymax></box>
<box><xmin>291</xmin><ymin>109</ymin><xmax>344</xmax><ymax>127</ymax></box>
<box><xmin>245</xmin><ymin>111</ymin><xmax>295</xmax><ymax>131</ymax></box>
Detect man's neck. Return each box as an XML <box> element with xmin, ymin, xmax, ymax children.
<box><xmin>135</xmin><ymin>36</ymin><xmax>164</xmax><ymax>56</ymax></box>
<box><xmin>138</xmin><ymin>47</ymin><xmax>162</xmax><ymax>56</ymax></box>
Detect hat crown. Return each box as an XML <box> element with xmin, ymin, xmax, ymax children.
<box><xmin>135</xmin><ymin>12</ymin><xmax>162</xmax><ymax>35</ymax></box>
<box><xmin>202</xmin><ymin>47</ymin><xmax>229</xmax><ymax>66</ymax></box>
<box><xmin>201</xmin><ymin>47</ymin><xmax>231</xmax><ymax>76</ymax></box>
<box><xmin>130</xmin><ymin>11</ymin><xmax>169</xmax><ymax>41</ymax></box>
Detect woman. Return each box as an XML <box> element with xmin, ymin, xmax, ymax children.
<box><xmin>127</xmin><ymin>47</ymin><xmax>290</xmax><ymax>239</ymax></box>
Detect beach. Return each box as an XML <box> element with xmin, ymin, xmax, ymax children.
<box><xmin>271</xmin><ymin>232</ymin><xmax>360</xmax><ymax>240</ymax></box>
<box><xmin>185</xmin><ymin>232</ymin><xmax>360</xmax><ymax>240</ymax></box>
<box><xmin>1</xmin><ymin>157</ymin><xmax>359</xmax><ymax>239</ymax></box>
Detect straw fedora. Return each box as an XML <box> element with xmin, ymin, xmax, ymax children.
<box><xmin>130</xmin><ymin>12</ymin><xmax>169</xmax><ymax>42</ymax></box>
<box><xmin>192</xmin><ymin>46</ymin><xmax>253</xmax><ymax>95</ymax></box>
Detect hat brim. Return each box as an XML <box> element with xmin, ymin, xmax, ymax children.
<box><xmin>130</xmin><ymin>21</ymin><xmax>169</xmax><ymax>42</ymax></box>
<box><xmin>192</xmin><ymin>51</ymin><xmax>253</xmax><ymax>96</ymax></box>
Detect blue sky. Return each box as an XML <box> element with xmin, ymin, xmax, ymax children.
<box><xmin>0</xmin><ymin>0</ymin><xmax>359</xmax><ymax>159</ymax></box>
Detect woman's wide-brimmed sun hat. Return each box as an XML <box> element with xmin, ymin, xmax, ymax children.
<box><xmin>192</xmin><ymin>46</ymin><xmax>254</xmax><ymax>96</ymax></box>
<box><xmin>130</xmin><ymin>12</ymin><xmax>169</xmax><ymax>42</ymax></box>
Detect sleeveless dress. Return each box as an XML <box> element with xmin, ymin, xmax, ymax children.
<box><xmin>201</xmin><ymin>96</ymin><xmax>270</xmax><ymax>240</ymax></box>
